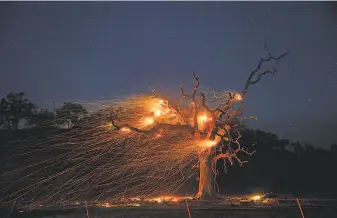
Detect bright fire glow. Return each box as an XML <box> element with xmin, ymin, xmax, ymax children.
<box><xmin>120</xmin><ymin>127</ymin><xmax>130</xmax><ymax>132</ymax></box>
<box><xmin>205</xmin><ymin>140</ymin><xmax>217</xmax><ymax>147</ymax></box>
<box><xmin>252</xmin><ymin>195</ymin><xmax>261</xmax><ymax>201</ymax></box>
<box><xmin>235</xmin><ymin>94</ymin><xmax>243</xmax><ymax>101</ymax></box>
<box><xmin>197</xmin><ymin>113</ymin><xmax>213</xmax><ymax>131</ymax></box>
<box><xmin>143</xmin><ymin>195</ymin><xmax>190</xmax><ymax>203</ymax></box>
<box><xmin>143</xmin><ymin>117</ymin><xmax>154</xmax><ymax>125</ymax></box>
<box><xmin>197</xmin><ymin>139</ymin><xmax>218</xmax><ymax>149</ymax></box>
<box><xmin>197</xmin><ymin>114</ymin><xmax>212</xmax><ymax>125</ymax></box>
<box><xmin>200</xmin><ymin>115</ymin><xmax>207</xmax><ymax>122</ymax></box>
<box><xmin>155</xmin><ymin>109</ymin><xmax>161</xmax><ymax>117</ymax></box>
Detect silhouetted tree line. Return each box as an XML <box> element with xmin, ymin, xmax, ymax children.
<box><xmin>0</xmin><ymin>92</ymin><xmax>87</xmax><ymax>129</ymax></box>
<box><xmin>215</xmin><ymin>128</ymin><xmax>337</xmax><ymax>198</ymax></box>
<box><xmin>0</xmin><ymin>92</ymin><xmax>336</xmax><ymax>199</ymax></box>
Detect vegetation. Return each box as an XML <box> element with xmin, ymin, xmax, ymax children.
<box><xmin>0</xmin><ymin>92</ymin><xmax>36</xmax><ymax>129</ymax></box>
<box><xmin>0</xmin><ymin>92</ymin><xmax>87</xmax><ymax>129</ymax></box>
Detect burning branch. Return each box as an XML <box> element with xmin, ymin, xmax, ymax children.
<box><xmin>112</xmin><ymin>120</ymin><xmax>194</xmax><ymax>135</ymax></box>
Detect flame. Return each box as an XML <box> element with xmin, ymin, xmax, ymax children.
<box><xmin>143</xmin><ymin>117</ymin><xmax>154</xmax><ymax>125</ymax></box>
<box><xmin>252</xmin><ymin>195</ymin><xmax>261</xmax><ymax>201</ymax></box>
<box><xmin>120</xmin><ymin>127</ymin><xmax>130</xmax><ymax>132</ymax></box>
<box><xmin>155</xmin><ymin>109</ymin><xmax>161</xmax><ymax>117</ymax></box>
<box><xmin>197</xmin><ymin>114</ymin><xmax>212</xmax><ymax>131</ymax></box>
<box><xmin>235</xmin><ymin>94</ymin><xmax>243</xmax><ymax>101</ymax></box>
<box><xmin>204</xmin><ymin>140</ymin><xmax>217</xmax><ymax>147</ymax></box>
<box><xmin>199</xmin><ymin>115</ymin><xmax>207</xmax><ymax>122</ymax></box>
<box><xmin>143</xmin><ymin>195</ymin><xmax>189</xmax><ymax>203</ymax></box>
<box><xmin>197</xmin><ymin>114</ymin><xmax>212</xmax><ymax>127</ymax></box>
<box><xmin>197</xmin><ymin>138</ymin><xmax>220</xmax><ymax>149</ymax></box>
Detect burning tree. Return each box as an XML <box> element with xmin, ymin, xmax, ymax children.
<box><xmin>0</xmin><ymin>47</ymin><xmax>287</xmax><ymax>205</ymax></box>
<box><xmin>110</xmin><ymin>49</ymin><xmax>288</xmax><ymax>199</ymax></box>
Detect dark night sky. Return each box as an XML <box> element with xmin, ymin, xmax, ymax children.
<box><xmin>1</xmin><ymin>2</ymin><xmax>336</xmax><ymax>148</ymax></box>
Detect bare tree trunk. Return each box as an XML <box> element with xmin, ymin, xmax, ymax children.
<box><xmin>14</xmin><ymin>121</ymin><xmax>19</xmax><ymax>130</ymax></box>
<box><xmin>7</xmin><ymin>120</ymin><xmax>11</xmax><ymax>129</ymax></box>
<box><xmin>196</xmin><ymin>152</ymin><xmax>214</xmax><ymax>199</ymax></box>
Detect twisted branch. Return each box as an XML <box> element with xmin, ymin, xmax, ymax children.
<box><xmin>180</xmin><ymin>72</ymin><xmax>200</xmax><ymax>134</ymax></box>
<box><xmin>241</xmin><ymin>46</ymin><xmax>288</xmax><ymax>97</ymax></box>
<box><xmin>112</xmin><ymin>120</ymin><xmax>194</xmax><ymax>135</ymax></box>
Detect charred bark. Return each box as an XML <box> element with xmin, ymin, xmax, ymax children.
<box><xmin>196</xmin><ymin>152</ymin><xmax>215</xmax><ymax>199</ymax></box>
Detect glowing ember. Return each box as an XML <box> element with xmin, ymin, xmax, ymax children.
<box><xmin>252</xmin><ymin>195</ymin><xmax>261</xmax><ymax>201</ymax></box>
<box><xmin>143</xmin><ymin>117</ymin><xmax>154</xmax><ymax>125</ymax></box>
<box><xmin>196</xmin><ymin>140</ymin><xmax>217</xmax><ymax>149</ymax></box>
<box><xmin>143</xmin><ymin>195</ymin><xmax>187</xmax><ymax>203</ymax></box>
<box><xmin>204</xmin><ymin>140</ymin><xmax>217</xmax><ymax>147</ymax></box>
<box><xmin>155</xmin><ymin>109</ymin><xmax>161</xmax><ymax>117</ymax></box>
<box><xmin>197</xmin><ymin>114</ymin><xmax>212</xmax><ymax>128</ymax></box>
<box><xmin>199</xmin><ymin>115</ymin><xmax>207</xmax><ymax>122</ymax></box>
<box><xmin>120</xmin><ymin>127</ymin><xmax>130</xmax><ymax>132</ymax></box>
<box><xmin>235</xmin><ymin>93</ymin><xmax>243</xmax><ymax>101</ymax></box>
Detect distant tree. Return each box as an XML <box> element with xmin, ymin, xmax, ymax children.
<box><xmin>56</xmin><ymin>102</ymin><xmax>88</xmax><ymax>129</ymax></box>
<box><xmin>0</xmin><ymin>98</ymin><xmax>7</xmax><ymax>127</ymax></box>
<box><xmin>291</xmin><ymin>142</ymin><xmax>306</xmax><ymax>156</ymax></box>
<box><xmin>304</xmin><ymin>143</ymin><xmax>315</xmax><ymax>153</ymax></box>
<box><xmin>29</xmin><ymin>109</ymin><xmax>55</xmax><ymax>127</ymax></box>
<box><xmin>0</xmin><ymin>92</ymin><xmax>36</xmax><ymax>129</ymax></box>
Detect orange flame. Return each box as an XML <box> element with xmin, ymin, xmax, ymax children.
<box><xmin>120</xmin><ymin>127</ymin><xmax>130</xmax><ymax>132</ymax></box>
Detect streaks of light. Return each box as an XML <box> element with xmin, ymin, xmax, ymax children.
<box><xmin>0</xmin><ymin>95</ymin><xmax>200</xmax><ymax>208</ymax></box>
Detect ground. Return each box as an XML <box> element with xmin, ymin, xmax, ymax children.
<box><xmin>2</xmin><ymin>199</ymin><xmax>337</xmax><ymax>218</ymax></box>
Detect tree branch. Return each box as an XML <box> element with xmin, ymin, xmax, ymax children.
<box><xmin>180</xmin><ymin>72</ymin><xmax>200</xmax><ymax>134</ymax></box>
<box><xmin>241</xmin><ymin>48</ymin><xmax>288</xmax><ymax>97</ymax></box>
<box><xmin>111</xmin><ymin>120</ymin><xmax>194</xmax><ymax>135</ymax></box>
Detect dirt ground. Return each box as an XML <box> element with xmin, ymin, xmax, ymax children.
<box><xmin>2</xmin><ymin>204</ymin><xmax>337</xmax><ymax>218</ymax></box>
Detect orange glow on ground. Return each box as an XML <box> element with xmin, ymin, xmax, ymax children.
<box><xmin>143</xmin><ymin>195</ymin><xmax>192</xmax><ymax>203</ymax></box>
